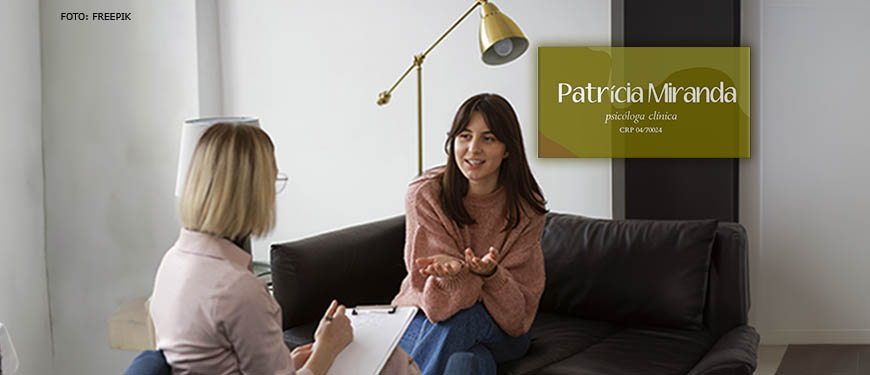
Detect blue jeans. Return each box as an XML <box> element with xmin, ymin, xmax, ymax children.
<box><xmin>398</xmin><ymin>303</ymin><xmax>531</xmax><ymax>375</ymax></box>
<box><xmin>124</xmin><ymin>350</ymin><xmax>171</xmax><ymax>375</ymax></box>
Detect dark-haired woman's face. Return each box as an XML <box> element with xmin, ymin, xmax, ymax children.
<box><xmin>454</xmin><ymin>112</ymin><xmax>507</xmax><ymax>194</ymax></box>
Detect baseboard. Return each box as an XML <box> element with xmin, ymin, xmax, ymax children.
<box><xmin>760</xmin><ymin>329</ymin><xmax>870</xmax><ymax>345</ymax></box>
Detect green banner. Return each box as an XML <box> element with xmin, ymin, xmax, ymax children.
<box><xmin>538</xmin><ymin>47</ymin><xmax>750</xmax><ymax>158</ymax></box>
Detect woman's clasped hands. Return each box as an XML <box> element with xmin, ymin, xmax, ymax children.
<box><xmin>415</xmin><ymin>247</ymin><xmax>500</xmax><ymax>278</ymax></box>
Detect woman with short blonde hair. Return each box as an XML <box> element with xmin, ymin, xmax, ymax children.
<box><xmin>179</xmin><ymin>123</ymin><xmax>277</xmax><ymax>241</ymax></box>
<box><xmin>150</xmin><ymin>123</ymin><xmax>354</xmax><ymax>375</ymax></box>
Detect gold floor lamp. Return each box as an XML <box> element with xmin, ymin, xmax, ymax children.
<box><xmin>377</xmin><ymin>0</ymin><xmax>529</xmax><ymax>175</ymax></box>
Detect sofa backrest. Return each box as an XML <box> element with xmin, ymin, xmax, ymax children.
<box><xmin>271</xmin><ymin>213</ymin><xmax>749</xmax><ymax>334</ymax></box>
<box><xmin>271</xmin><ymin>216</ymin><xmax>407</xmax><ymax>330</ymax></box>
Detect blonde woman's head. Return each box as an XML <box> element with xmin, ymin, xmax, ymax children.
<box><xmin>180</xmin><ymin>123</ymin><xmax>277</xmax><ymax>240</ymax></box>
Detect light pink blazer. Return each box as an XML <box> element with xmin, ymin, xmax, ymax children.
<box><xmin>150</xmin><ymin>229</ymin><xmax>295</xmax><ymax>375</ymax></box>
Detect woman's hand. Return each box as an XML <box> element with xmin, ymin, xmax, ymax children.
<box><xmin>300</xmin><ymin>300</ymin><xmax>354</xmax><ymax>375</ymax></box>
<box><xmin>416</xmin><ymin>254</ymin><xmax>465</xmax><ymax>277</ymax></box>
<box><xmin>290</xmin><ymin>343</ymin><xmax>313</xmax><ymax>370</ymax></box>
<box><xmin>313</xmin><ymin>300</ymin><xmax>353</xmax><ymax>360</ymax></box>
<box><xmin>465</xmin><ymin>247</ymin><xmax>499</xmax><ymax>277</ymax></box>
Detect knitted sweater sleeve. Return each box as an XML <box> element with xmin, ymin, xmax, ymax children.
<box><xmin>480</xmin><ymin>211</ymin><xmax>547</xmax><ymax>337</ymax></box>
<box><xmin>404</xmin><ymin>182</ymin><xmax>483</xmax><ymax>323</ymax></box>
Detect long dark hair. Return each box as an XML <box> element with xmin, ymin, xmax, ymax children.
<box><xmin>440</xmin><ymin>93</ymin><xmax>547</xmax><ymax>231</ymax></box>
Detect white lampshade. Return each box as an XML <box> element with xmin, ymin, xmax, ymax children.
<box><xmin>0</xmin><ymin>322</ymin><xmax>19</xmax><ymax>374</ymax></box>
<box><xmin>174</xmin><ymin>117</ymin><xmax>260</xmax><ymax>197</ymax></box>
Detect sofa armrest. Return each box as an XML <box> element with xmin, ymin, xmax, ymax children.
<box><xmin>705</xmin><ymin>223</ymin><xmax>751</xmax><ymax>336</ymax></box>
<box><xmin>688</xmin><ymin>325</ymin><xmax>760</xmax><ymax>375</ymax></box>
<box><xmin>270</xmin><ymin>215</ymin><xmax>407</xmax><ymax>330</ymax></box>
<box><xmin>282</xmin><ymin>322</ymin><xmax>317</xmax><ymax>351</ymax></box>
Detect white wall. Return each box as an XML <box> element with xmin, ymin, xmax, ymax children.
<box><xmin>39</xmin><ymin>1</ymin><xmax>200</xmax><ymax>373</ymax></box>
<box><xmin>743</xmin><ymin>0</ymin><xmax>870</xmax><ymax>344</ymax></box>
<box><xmin>216</xmin><ymin>0</ymin><xmax>613</xmax><ymax>260</ymax></box>
<box><xmin>0</xmin><ymin>1</ymin><xmax>53</xmax><ymax>374</ymax></box>
<box><xmin>740</xmin><ymin>0</ymin><xmax>763</xmax><ymax>333</ymax></box>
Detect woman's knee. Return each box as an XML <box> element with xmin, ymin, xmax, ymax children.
<box><xmin>443</xmin><ymin>346</ymin><xmax>497</xmax><ymax>375</ymax></box>
<box><xmin>444</xmin><ymin>352</ymin><xmax>478</xmax><ymax>375</ymax></box>
<box><xmin>468</xmin><ymin>345</ymin><xmax>497</xmax><ymax>375</ymax></box>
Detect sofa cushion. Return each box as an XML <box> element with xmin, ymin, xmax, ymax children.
<box><xmin>532</xmin><ymin>325</ymin><xmax>716</xmax><ymax>375</ymax></box>
<box><xmin>498</xmin><ymin>313</ymin><xmax>622</xmax><ymax>375</ymax></box>
<box><xmin>539</xmin><ymin>214</ymin><xmax>717</xmax><ymax>330</ymax></box>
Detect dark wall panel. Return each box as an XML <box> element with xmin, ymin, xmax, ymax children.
<box><xmin>618</xmin><ymin>0</ymin><xmax>741</xmax><ymax>222</ymax></box>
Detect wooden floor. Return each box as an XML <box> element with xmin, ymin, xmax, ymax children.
<box><xmin>756</xmin><ymin>345</ymin><xmax>870</xmax><ymax>375</ymax></box>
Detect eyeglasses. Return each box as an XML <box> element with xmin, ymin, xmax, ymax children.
<box><xmin>276</xmin><ymin>172</ymin><xmax>289</xmax><ymax>195</ymax></box>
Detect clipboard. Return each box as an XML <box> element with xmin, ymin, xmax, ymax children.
<box><xmin>324</xmin><ymin>305</ymin><xmax>418</xmax><ymax>375</ymax></box>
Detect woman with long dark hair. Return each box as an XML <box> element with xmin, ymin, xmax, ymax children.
<box><xmin>393</xmin><ymin>93</ymin><xmax>548</xmax><ymax>375</ymax></box>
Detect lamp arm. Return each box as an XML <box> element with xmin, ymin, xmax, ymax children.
<box><xmin>381</xmin><ymin>62</ymin><xmax>417</xmax><ymax>104</ymax></box>
<box><xmin>378</xmin><ymin>0</ymin><xmax>485</xmax><ymax>104</ymax></box>
<box><xmin>421</xmin><ymin>0</ymin><xmax>485</xmax><ymax>58</ymax></box>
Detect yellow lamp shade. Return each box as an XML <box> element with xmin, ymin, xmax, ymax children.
<box><xmin>479</xmin><ymin>2</ymin><xmax>528</xmax><ymax>65</ymax></box>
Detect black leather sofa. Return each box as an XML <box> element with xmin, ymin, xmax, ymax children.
<box><xmin>271</xmin><ymin>213</ymin><xmax>759</xmax><ymax>375</ymax></box>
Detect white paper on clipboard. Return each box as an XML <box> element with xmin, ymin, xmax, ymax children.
<box><xmin>325</xmin><ymin>305</ymin><xmax>418</xmax><ymax>375</ymax></box>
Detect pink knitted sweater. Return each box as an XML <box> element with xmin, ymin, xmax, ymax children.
<box><xmin>391</xmin><ymin>172</ymin><xmax>547</xmax><ymax>337</ymax></box>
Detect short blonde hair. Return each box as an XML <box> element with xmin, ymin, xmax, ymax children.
<box><xmin>180</xmin><ymin>123</ymin><xmax>277</xmax><ymax>239</ymax></box>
